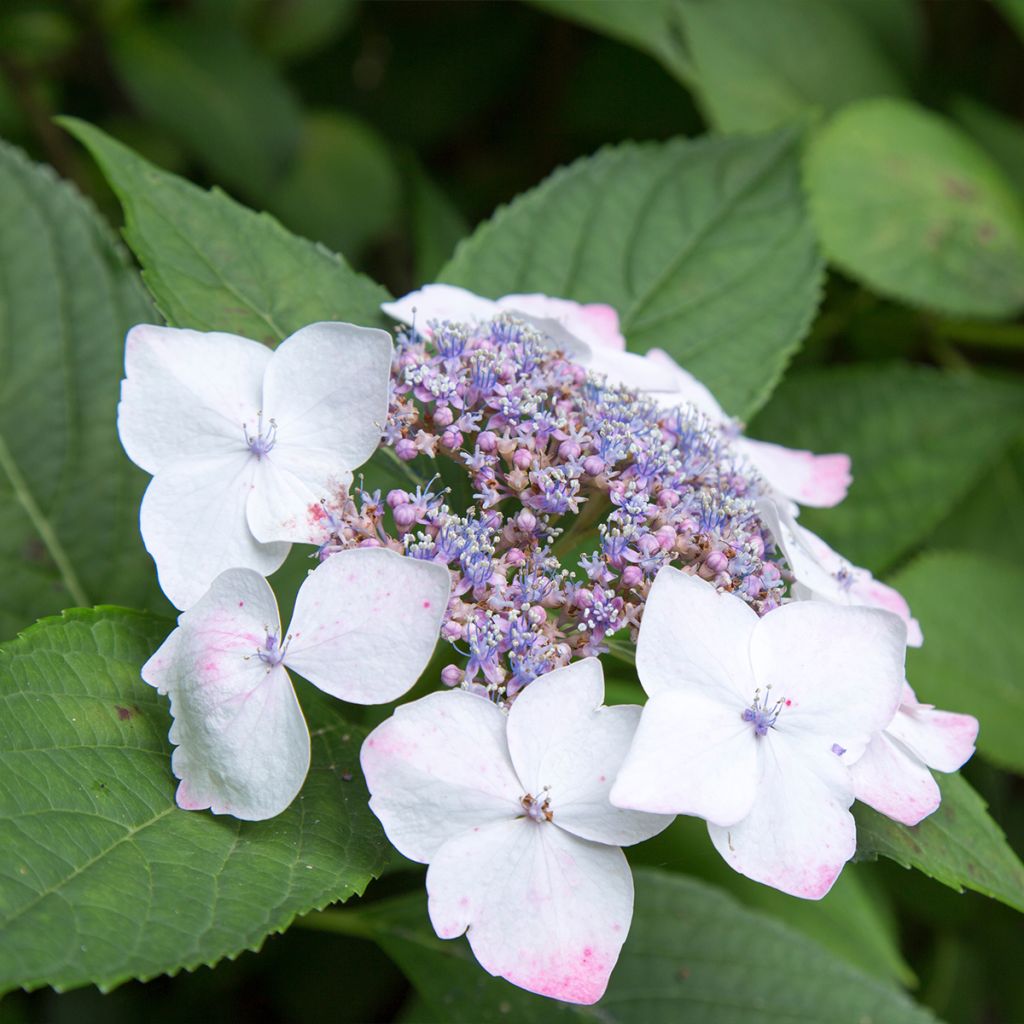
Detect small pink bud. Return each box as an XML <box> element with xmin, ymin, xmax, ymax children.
<box><xmin>706</xmin><ymin>550</ymin><xmax>729</xmax><ymax>573</ymax></box>
<box><xmin>393</xmin><ymin>504</ymin><xmax>417</xmax><ymax>529</ymax></box>
<box><xmin>516</xmin><ymin>509</ymin><xmax>537</xmax><ymax>532</ymax></box>
<box><xmin>395</xmin><ymin>438</ymin><xmax>417</xmax><ymax>461</ymax></box>
<box><xmin>432</xmin><ymin>406</ymin><xmax>454</xmax><ymax>428</ymax></box>
<box><xmin>558</xmin><ymin>440</ymin><xmax>581</xmax><ymax>460</ymax></box>
<box><xmin>386</xmin><ymin>489</ymin><xmax>409</xmax><ymax>509</ymax></box>
<box><xmin>441</xmin><ymin>428</ymin><xmax>463</xmax><ymax>450</ymax></box>
<box><xmin>441</xmin><ymin>621</ymin><xmax>464</xmax><ymax>641</ymax></box>
<box><xmin>657</xmin><ymin>488</ymin><xmax>680</xmax><ymax>508</ymax></box>
<box><xmin>656</xmin><ymin>526</ymin><xmax>676</xmax><ymax>551</ymax></box>
<box><xmin>441</xmin><ymin>664</ymin><xmax>463</xmax><ymax>687</ymax></box>
<box><xmin>638</xmin><ymin>534</ymin><xmax>660</xmax><ymax>556</ymax></box>
<box><xmin>527</xmin><ymin>605</ymin><xmax>547</xmax><ymax>625</ymax></box>
<box><xmin>749</xmin><ymin>534</ymin><xmax>765</xmax><ymax>558</ymax></box>
<box><xmin>506</xmin><ymin>547</ymin><xmax>526</xmax><ymax>566</ymax></box>
<box><xmin>477</xmin><ymin>430</ymin><xmax>498</xmax><ymax>452</ymax></box>
<box><xmin>621</xmin><ymin>566</ymin><xmax>643</xmax><ymax>587</ymax></box>
<box><xmin>358</xmin><ymin>538</ymin><xmax>382</xmax><ymax>548</ymax></box>
<box><xmin>513</xmin><ymin>449</ymin><xmax>533</xmax><ymax>470</ymax></box>
<box><xmin>583</xmin><ymin>456</ymin><xmax>605</xmax><ymax>476</ymax></box>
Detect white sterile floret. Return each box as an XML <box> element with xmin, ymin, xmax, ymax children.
<box><xmin>118</xmin><ymin>321</ymin><xmax>393</xmax><ymax>609</ymax></box>
<box><xmin>610</xmin><ymin>567</ymin><xmax>906</xmax><ymax>899</ymax></box>
<box><xmin>761</xmin><ymin>497</ymin><xmax>923</xmax><ymax>646</ymax></box>
<box><xmin>360</xmin><ymin>658</ymin><xmax>672</xmax><ymax>1004</ymax></box>
<box><xmin>142</xmin><ymin>547</ymin><xmax>450</xmax><ymax>821</ymax></box>
<box><xmin>851</xmin><ymin>682</ymin><xmax>978</xmax><ymax>825</ymax></box>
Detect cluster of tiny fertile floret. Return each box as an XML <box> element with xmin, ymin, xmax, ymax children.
<box><xmin>312</xmin><ymin>315</ymin><xmax>786</xmax><ymax>704</ymax></box>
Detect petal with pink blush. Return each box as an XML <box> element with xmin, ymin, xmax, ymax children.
<box><xmin>708</xmin><ymin>738</ymin><xmax>856</xmax><ymax>900</ymax></box>
<box><xmin>741</xmin><ymin>440</ymin><xmax>851</xmax><ymax>508</ymax></box>
<box><xmin>851</xmin><ymin>732</ymin><xmax>940</xmax><ymax>826</ymax></box>
<box><xmin>427</xmin><ymin>818</ymin><xmax>632</xmax><ymax>1005</ymax></box>
<box><xmin>360</xmin><ymin>689</ymin><xmax>522</xmax><ymax>863</ymax></box>
<box><xmin>498</xmin><ymin>294</ymin><xmax>626</xmax><ymax>351</ymax></box>
<box><xmin>283</xmin><ymin>547</ymin><xmax>449</xmax><ymax>704</ymax></box>
<box><xmin>611</xmin><ymin>689</ymin><xmax>759</xmax><ymax>826</ymax></box>
<box><xmin>853</xmin><ymin>579</ymin><xmax>924</xmax><ymax>647</ymax></box>
<box><xmin>886</xmin><ymin>700</ymin><xmax>978</xmax><ymax>774</ymax></box>
<box><xmin>506</xmin><ymin>660</ymin><xmax>672</xmax><ymax>846</ymax></box>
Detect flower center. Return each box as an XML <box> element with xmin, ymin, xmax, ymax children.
<box><xmin>742</xmin><ymin>686</ymin><xmax>784</xmax><ymax>737</ymax></box>
<box><xmin>244</xmin><ymin>410</ymin><xmax>278</xmax><ymax>459</ymax></box>
<box><xmin>256</xmin><ymin>631</ymin><xmax>290</xmax><ymax>669</ymax></box>
<box><xmin>521</xmin><ymin>789</ymin><xmax>553</xmax><ymax>823</ymax></box>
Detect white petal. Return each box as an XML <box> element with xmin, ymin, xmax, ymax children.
<box><xmin>119</xmin><ymin>324</ymin><xmax>270</xmax><ymax>475</ymax></box>
<box><xmin>497</xmin><ymin>294</ymin><xmax>626</xmax><ymax>351</ymax></box>
<box><xmin>250</xmin><ymin>322</ymin><xmax>393</xmax><ymax>543</ymax></box>
<box><xmin>381</xmin><ymin>285</ymin><xmax>499</xmax><ymax>328</ymax></box>
<box><xmin>851</xmin><ymin>733</ymin><xmax>940</xmax><ymax>826</ymax></box>
<box><xmin>140</xmin><ymin>453</ymin><xmax>289</xmax><ymax>610</ymax></box>
<box><xmin>505</xmin><ymin>660</ymin><xmax>672</xmax><ymax>846</ymax></box>
<box><xmin>361</xmin><ymin>689</ymin><xmax>522</xmax><ymax>863</ymax></box>
<box><xmin>750</xmin><ymin>601</ymin><xmax>905</xmax><ymax>755</ymax></box>
<box><xmin>427</xmin><ymin>819</ymin><xmax>633</xmax><ymax>1005</ymax></box>
<box><xmin>643</xmin><ymin>348</ymin><xmax>727</xmax><ymax>419</ymax></box>
<box><xmin>587</xmin><ymin>346</ymin><xmax>675</xmax><ymax>393</ymax></box>
<box><xmin>144</xmin><ymin>569</ymin><xmax>309</xmax><ymax>821</ymax></box>
<box><xmin>886</xmin><ymin>696</ymin><xmax>978</xmax><ymax>773</ymax></box>
<box><xmin>610</xmin><ymin>689</ymin><xmax>759</xmax><ymax>825</ymax></box>
<box><xmin>708</xmin><ymin>736</ymin><xmax>856</xmax><ymax>899</ymax></box>
<box><xmin>284</xmin><ymin>547</ymin><xmax>449</xmax><ymax>704</ymax></box>
<box><xmin>636</xmin><ymin>567</ymin><xmax>758</xmax><ymax>701</ymax></box>
<box><xmin>740</xmin><ymin>438</ymin><xmax>851</xmax><ymax>508</ymax></box>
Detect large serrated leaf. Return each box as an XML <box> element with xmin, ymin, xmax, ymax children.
<box><xmin>0</xmin><ymin>140</ymin><xmax>165</xmax><ymax>638</ymax></box>
<box><xmin>331</xmin><ymin>868</ymin><xmax>938</xmax><ymax>1022</ymax></box>
<box><xmin>855</xmin><ymin>774</ymin><xmax>1024</xmax><ymax>913</ymax></box>
<box><xmin>805</xmin><ymin>98</ymin><xmax>1024</xmax><ymax>319</ymax></box>
<box><xmin>439</xmin><ymin>129</ymin><xmax>823</xmax><ymax>419</ymax></box>
<box><xmin>0</xmin><ymin>608</ymin><xmax>391</xmax><ymax>995</ymax></box>
<box><xmin>59</xmin><ymin>118</ymin><xmax>390</xmax><ymax>344</ymax></box>
<box><xmin>749</xmin><ymin>364</ymin><xmax>1024</xmax><ymax>573</ymax></box>
<box><xmin>889</xmin><ymin>551</ymin><xmax>1024</xmax><ymax>774</ymax></box>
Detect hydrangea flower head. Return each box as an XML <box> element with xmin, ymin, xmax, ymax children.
<box><xmin>361</xmin><ymin>658</ymin><xmax>671</xmax><ymax>1003</ymax></box>
<box><xmin>142</xmin><ymin>547</ymin><xmax>450</xmax><ymax>819</ymax></box>
<box><xmin>119</xmin><ymin>321</ymin><xmax>392</xmax><ymax>608</ymax></box>
<box><xmin>610</xmin><ymin>567</ymin><xmax>906</xmax><ymax>898</ymax></box>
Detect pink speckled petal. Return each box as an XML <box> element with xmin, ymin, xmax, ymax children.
<box><xmin>506</xmin><ymin>660</ymin><xmax>672</xmax><ymax>846</ymax></box>
<box><xmin>708</xmin><ymin>736</ymin><xmax>856</xmax><ymax>899</ymax></box>
<box><xmin>886</xmin><ymin>697</ymin><xmax>978</xmax><ymax>774</ymax></box>
<box><xmin>284</xmin><ymin>547</ymin><xmax>450</xmax><ymax>704</ymax></box>
<box><xmin>427</xmin><ymin>818</ymin><xmax>632</xmax><ymax>1004</ymax></box>
<box><xmin>382</xmin><ymin>284</ymin><xmax>499</xmax><ymax>329</ymax></box>
<box><xmin>851</xmin><ymin>732</ymin><xmax>940</xmax><ymax>826</ymax></box>
<box><xmin>140</xmin><ymin>452</ymin><xmax>289</xmax><ymax>610</ymax></box>
<box><xmin>249</xmin><ymin>322</ymin><xmax>392</xmax><ymax>544</ymax></box>
<box><xmin>741</xmin><ymin>439</ymin><xmax>851</xmax><ymax>508</ymax></box>
<box><xmin>361</xmin><ymin>689</ymin><xmax>522</xmax><ymax>863</ymax></box>
<box><xmin>143</xmin><ymin>568</ymin><xmax>310</xmax><ymax>821</ymax></box>
<box><xmin>118</xmin><ymin>323</ymin><xmax>270</xmax><ymax>475</ymax></box>
<box><xmin>611</xmin><ymin>689</ymin><xmax>759</xmax><ymax>826</ymax></box>
<box><xmin>751</xmin><ymin>600</ymin><xmax>905</xmax><ymax>756</ymax></box>
<box><xmin>636</xmin><ymin>568</ymin><xmax>758</xmax><ymax>701</ymax></box>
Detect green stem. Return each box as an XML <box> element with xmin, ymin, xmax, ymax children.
<box><xmin>931</xmin><ymin>318</ymin><xmax>1024</xmax><ymax>350</ymax></box>
<box><xmin>380</xmin><ymin>444</ymin><xmax>423</xmax><ymax>488</ymax></box>
<box><xmin>0</xmin><ymin>434</ymin><xmax>89</xmax><ymax>607</ymax></box>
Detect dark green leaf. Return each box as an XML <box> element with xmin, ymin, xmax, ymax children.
<box><xmin>855</xmin><ymin>774</ymin><xmax>1024</xmax><ymax>913</ymax></box>
<box><xmin>60</xmin><ymin>118</ymin><xmax>390</xmax><ymax>344</ymax></box>
<box><xmin>806</xmin><ymin>98</ymin><xmax>1024</xmax><ymax>318</ymax></box>
<box><xmin>340</xmin><ymin>868</ymin><xmax>938</xmax><ymax>1022</ymax></box>
<box><xmin>0</xmin><ymin>607</ymin><xmax>391</xmax><ymax>995</ymax></box>
<box><xmin>749</xmin><ymin>365</ymin><xmax>1024</xmax><ymax>572</ymax></box>
<box><xmin>889</xmin><ymin>551</ymin><xmax>1024</xmax><ymax>773</ymax></box>
<box><xmin>440</xmin><ymin>130</ymin><xmax>823</xmax><ymax>418</ymax></box>
<box><xmin>0</xmin><ymin>140</ymin><xmax>165</xmax><ymax>638</ymax></box>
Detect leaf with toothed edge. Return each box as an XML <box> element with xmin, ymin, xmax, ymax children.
<box><xmin>59</xmin><ymin>117</ymin><xmax>391</xmax><ymax>344</ymax></box>
<box><xmin>0</xmin><ymin>607</ymin><xmax>391</xmax><ymax>995</ymax></box>
<box><xmin>438</xmin><ymin>128</ymin><xmax>824</xmax><ymax>420</ymax></box>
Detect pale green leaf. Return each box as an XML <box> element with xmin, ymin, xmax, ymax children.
<box><xmin>0</xmin><ymin>608</ymin><xmax>391</xmax><ymax>995</ymax></box>
<box><xmin>0</xmin><ymin>140</ymin><xmax>166</xmax><ymax>638</ymax></box>
<box><xmin>806</xmin><ymin>98</ymin><xmax>1024</xmax><ymax>318</ymax></box>
<box><xmin>889</xmin><ymin>551</ymin><xmax>1024</xmax><ymax>774</ymax></box>
<box><xmin>60</xmin><ymin>118</ymin><xmax>390</xmax><ymax>344</ymax></box>
<box><xmin>331</xmin><ymin>868</ymin><xmax>938</xmax><ymax>1022</ymax></box>
<box><xmin>855</xmin><ymin>774</ymin><xmax>1024</xmax><ymax>913</ymax></box>
<box><xmin>951</xmin><ymin>95</ymin><xmax>1024</xmax><ymax>197</ymax></box>
<box><xmin>440</xmin><ymin>129</ymin><xmax>823</xmax><ymax>418</ymax></box>
<box><xmin>749</xmin><ymin>365</ymin><xmax>1024</xmax><ymax>572</ymax></box>
<box><xmin>674</xmin><ymin>0</ymin><xmax>908</xmax><ymax>132</ymax></box>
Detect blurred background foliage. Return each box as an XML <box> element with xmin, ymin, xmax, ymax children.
<box><xmin>0</xmin><ymin>1</ymin><xmax>1022</xmax><ymax>1022</ymax></box>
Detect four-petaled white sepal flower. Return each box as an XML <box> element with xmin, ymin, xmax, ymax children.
<box><xmin>142</xmin><ymin>547</ymin><xmax>451</xmax><ymax>821</ymax></box>
<box><xmin>119</xmin><ymin>321</ymin><xmax>393</xmax><ymax>609</ymax></box>
<box><xmin>851</xmin><ymin>683</ymin><xmax>977</xmax><ymax>825</ymax></box>
<box><xmin>610</xmin><ymin>567</ymin><xmax>906</xmax><ymax>899</ymax></box>
<box><xmin>761</xmin><ymin>498</ymin><xmax>923</xmax><ymax>646</ymax></box>
<box><xmin>360</xmin><ymin>658</ymin><xmax>672</xmax><ymax>1004</ymax></box>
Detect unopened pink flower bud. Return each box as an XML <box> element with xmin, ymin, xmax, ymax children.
<box><xmin>583</xmin><ymin>456</ymin><xmax>605</xmax><ymax>476</ymax></box>
<box><xmin>395</xmin><ymin>438</ymin><xmax>417</xmax><ymax>461</ymax></box>
<box><xmin>393</xmin><ymin>504</ymin><xmax>417</xmax><ymax>529</ymax></box>
<box><xmin>558</xmin><ymin>440</ymin><xmax>581</xmax><ymax>460</ymax></box>
<box><xmin>513</xmin><ymin>449</ymin><xmax>533</xmax><ymax>470</ymax></box>
<box><xmin>441</xmin><ymin>664</ymin><xmax>463</xmax><ymax>687</ymax></box>
<box><xmin>386</xmin><ymin>489</ymin><xmax>409</xmax><ymax>508</ymax></box>
<box><xmin>477</xmin><ymin>430</ymin><xmax>498</xmax><ymax>452</ymax></box>
<box><xmin>621</xmin><ymin>565</ymin><xmax>643</xmax><ymax>588</ymax></box>
<box><xmin>706</xmin><ymin>550</ymin><xmax>729</xmax><ymax>573</ymax></box>
<box><xmin>442</xmin><ymin>428</ymin><xmax>463</xmax><ymax>450</ymax></box>
<box><xmin>657</xmin><ymin>488</ymin><xmax>680</xmax><ymax>508</ymax></box>
<box><xmin>506</xmin><ymin>547</ymin><xmax>526</xmax><ymax>566</ymax></box>
<box><xmin>516</xmin><ymin>509</ymin><xmax>537</xmax><ymax>533</ymax></box>
<box><xmin>433</xmin><ymin>406</ymin><xmax>454</xmax><ymax>428</ymax></box>
<box><xmin>656</xmin><ymin>526</ymin><xmax>676</xmax><ymax>551</ymax></box>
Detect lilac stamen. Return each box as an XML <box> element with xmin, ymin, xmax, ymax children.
<box><xmin>742</xmin><ymin>686</ymin><xmax>784</xmax><ymax>736</ymax></box>
<box><xmin>244</xmin><ymin>410</ymin><xmax>277</xmax><ymax>459</ymax></box>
